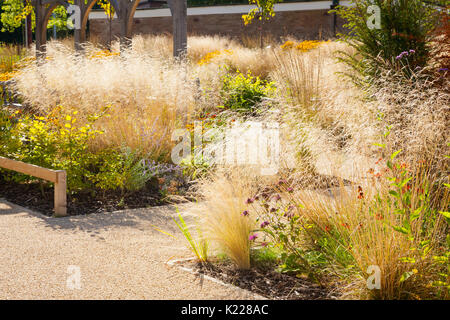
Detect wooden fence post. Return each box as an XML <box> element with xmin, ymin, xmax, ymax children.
<box><xmin>54</xmin><ymin>171</ymin><xmax>67</xmax><ymax>217</ymax></box>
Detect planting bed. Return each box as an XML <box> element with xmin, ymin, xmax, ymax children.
<box><xmin>0</xmin><ymin>176</ymin><xmax>168</xmax><ymax>216</ymax></box>
<box><xmin>178</xmin><ymin>259</ymin><xmax>338</xmax><ymax>300</ymax></box>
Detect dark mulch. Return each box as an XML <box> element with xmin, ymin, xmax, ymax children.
<box><xmin>0</xmin><ymin>176</ymin><xmax>170</xmax><ymax>216</ymax></box>
<box><xmin>181</xmin><ymin>259</ymin><xmax>339</xmax><ymax>300</ymax></box>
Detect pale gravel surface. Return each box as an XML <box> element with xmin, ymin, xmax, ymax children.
<box><xmin>0</xmin><ymin>199</ymin><xmax>257</xmax><ymax>300</ymax></box>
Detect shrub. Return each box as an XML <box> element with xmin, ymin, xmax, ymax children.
<box><xmin>2</xmin><ymin>109</ymin><xmax>104</xmax><ymax>191</ymax></box>
<box><xmin>334</xmin><ymin>0</ymin><xmax>439</xmax><ymax>84</ymax></box>
<box><xmin>220</xmin><ymin>70</ymin><xmax>275</xmax><ymax>112</ymax></box>
<box><xmin>91</xmin><ymin>148</ymin><xmax>153</xmax><ymax>193</ymax></box>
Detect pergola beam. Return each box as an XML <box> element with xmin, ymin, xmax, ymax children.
<box><xmin>33</xmin><ymin>0</ymin><xmax>187</xmax><ymax>57</ymax></box>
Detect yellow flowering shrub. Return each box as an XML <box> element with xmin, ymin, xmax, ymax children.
<box><xmin>197</xmin><ymin>49</ymin><xmax>233</xmax><ymax>66</ymax></box>
<box><xmin>89</xmin><ymin>50</ymin><xmax>120</xmax><ymax>60</ymax></box>
<box><xmin>296</xmin><ymin>40</ymin><xmax>322</xmax><ymax>52</ymax></box>
<box><xmin>280</xmin><ymin>40</ymin><xmax>295</xmax><ymax>50</ymax></box>
<box><xmin>0</xmin><ymin>71</ymin><xmax>18</xmax><ymax>82</ymax></box>
<box><xmin>280</xmin><ymin>40</ymin><xmax>330</xmax><ymax>52</ymax></box>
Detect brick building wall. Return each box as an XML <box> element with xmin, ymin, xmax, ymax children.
<box><xmin>88</xmin><ymin>2</ymin><xmax>348</xmax><ymax>44</ymax></box>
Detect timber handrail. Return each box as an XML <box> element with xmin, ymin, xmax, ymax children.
<box><xmin>0</xmin><ymin>156</ymin><xmax>67</xmax><ymax>217</ymax></box>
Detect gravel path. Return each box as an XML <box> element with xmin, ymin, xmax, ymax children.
<box><xmin>0</xmin><ymin>199</ymin><xmax>257</xmax><ymax>300</ymax></box>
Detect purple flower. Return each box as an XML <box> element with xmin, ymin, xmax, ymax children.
<box><xmin>409</xmin><ymin>49</ymin><xmax>415</xmax><ymax>54</ymax></box>
<box><xmin>396</xmin><ymin>51</ymin><xmax>409</xmax><ymax>60</ymax></box>
<box><xmin>249</xmin><ymin>234</ymin><xmax>258</xmax><ymax>241</ymax></box>
<box><xmin>260</xmin><ymin>221</ymin><xmax>270</xmax><ymax>228</ymax></box>
<box><xmin>439</xmin><ymin>68</ymin><xmax>449</xmax><ymax>72</ymax></box>
<box><xmin>287</xmin><ymin>187</ymin><xmax>294</xmax><ymax>193</ymax></box>
<box><xmin>261</xmin><ymin>242</ymin><xmax>268</xmax><ymax>247</ymax></box>
<box><xmin>241</xmin><ymin>210</ymin><xmax>249</xmax><ymax>217</ymax></box>
<box><xmin>273</xmin><ymin>194</ymin><xmax>281</xmax><ymax>201</ymax></box>
<box><xmin>245</xmin><ymin>198</ymin><xmax>254</xmax><ymax>204</ymax></box>
<box><xmin>278</xmin><ymin>179</ymin><xmax>287</xmax><ymax>185</ymax></box>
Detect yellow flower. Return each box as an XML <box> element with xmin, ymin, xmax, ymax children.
<box><xmin>280</xmin><ymin>40</ymin><xmax>295</xmax><ymax>50</ymax></box>
<box><xmin>197</xmin><ymin>50</ymin><xmax>222</xmax><ymax>65</ymax></box>
<box><xmin>89</xmin><ymin>50</ymin><xmax>120</xmax><ymax>60</ymax></box>
<box><xmin>295</xmin><ymin>40</ymin><xmax>322</xmax><ymax>52</ymax></box>
<box><xmin>0</xmin><ymin>71</ymin><xmax>19</xmax><ymax>81</ymax></box>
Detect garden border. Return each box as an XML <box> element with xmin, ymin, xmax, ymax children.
<box><xmin>0</xmin><ymin>156</ymin><xmax>67</xmax><ymax>217</ymax></box>
<box><xmin>166</xmin><ymin>257</ymin><xmax>267</xmax><ymax>300</ymax></box>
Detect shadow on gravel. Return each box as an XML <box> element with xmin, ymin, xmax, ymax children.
<box><xmin>0</xmin><ymin>200</ymin><xmax>22</xmax><ymax>215</ymax></box>
<box><xmin>31</xmin><ymin>204</ymin><xmax>191</xmax><ymax>238</ymax></box>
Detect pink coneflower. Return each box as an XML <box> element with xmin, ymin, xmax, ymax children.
<box><xmin>249</xmin><ymin>234</ymin><xmax>258</xmax><ymax>241</ymax></box>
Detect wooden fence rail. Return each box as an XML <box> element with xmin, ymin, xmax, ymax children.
<box><xmin>0</xmin><ymin>156</ymin><xmax>67</xmax><ymax>217</ymax></box>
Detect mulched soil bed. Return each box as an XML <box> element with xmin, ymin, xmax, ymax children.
<box><xmin>181</xmin><ymin>259</ymin><xmax>339</xmax><ymax>300</ymax></box>
<box><xmin>0</xmin><ymin>176</ymin><xmax>169</xmax><ymax>216</ymax></box>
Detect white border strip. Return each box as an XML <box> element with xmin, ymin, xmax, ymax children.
<box><xmin>89</xmin><ymin>1</ymin><xmax>352</xmax><ymax>20</ymax></box>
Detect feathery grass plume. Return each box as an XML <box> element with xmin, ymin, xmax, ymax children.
<box><xmin>193</xmin><ymin>168</ymin><xmax>274</xmax><ymax>269</ymax></box>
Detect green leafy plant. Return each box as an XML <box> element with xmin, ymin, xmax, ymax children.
<box><xmin>333</xmin><ymin>0</ymin><xmax>439</xmax><ymax>85</ymax></box>
<box><xmin>246</xmin><ymin>188</ymin><xmax>321</xmax><ymax>282</ymax></box>
<box><xmin>173</xmin><ymin>210</ymin><xmax>209</xmax><ymax>263</ymax></box>
<box><xmin>220</xmin><ymin>70</ymin><xmax>275</xmax><ymax>112</ymax></box>
<box><xmin>2</xmin><ymin>108</ymin><xmax>104</xmax><ymax>191</ymax></box>
<box><xmin>92</xmin><ymin>148</ymin><xmax>153</xmax><ymax>193</ymax></box>
<box><xmin>242</xmin><ymin>0</ymin><xmax>282</xmax><ymax>48</ymax></box>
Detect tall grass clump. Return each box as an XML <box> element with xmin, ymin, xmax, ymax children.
<box><xmin>270</xmin><ymin>46</ymin><xmax>323</xmax><ymax>117</ymax></box>
<box><xmin>289</xmin><ymin>153</ymin><xmax>449</xmax><ymax>299</ymax></box>
<box><xmin>0</xmin><ymin>43</ymin><xmax>26</xmax><ymax>72</ymax></box>
<box><xmin>193</xmin><ymin>169</ymin><xmax>266</xmax><ymax>269</ymax></box>
<box><xmin>12</xmin><ymin>43</ymin><xmax>196</xmax><ymax>162</ymax></box>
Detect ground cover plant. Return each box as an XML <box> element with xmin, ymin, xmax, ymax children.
<box><xmin>0</xmin><ymin>0</ymin><xmax>448</xmax><ymax>299</ymax></box>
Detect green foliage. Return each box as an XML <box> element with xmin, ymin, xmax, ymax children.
<box><xmin>179</xmin><ymin>153</ymin><xmax>210</xmax><ymax>180</ymax></box>
<box><xmin>0</xmin><ymin>108</ymin><xmax>16</xmax><ymax>152</ymax></box>
<box><xmin>242</xmin><ymin>0</ymin><xmax>281</xmax><ymax>25</ymax></box>
<box><xmin>0</xmin><ymin>0</ymin><xmax>118</xmax><ymax>33</ymax></box>
<box><xmin>250</xmin><ymin>246</ymin><xmax>280</xmax><ymax>269</ymax></box>
<box><xmin>1</xmin><ymin>109</ymin><xmax>103</xmax><ymax>190</ymax></box>
<box><xmin>92</xmin><ymin>148</ymin><xmax>153</xmax><ymax>193</ymax></box>
<box><xmin>0</xmin><ymin>0</ymin><xmax>31</xmax><ymax>32</ymax></box>
<box><xmin>0</xmin><ymin>107</ymin><xmax>154</xmax><ymax>193</ymax></box>
<box><xmin>173</xmin><ymin>210</ymin><xmax>209</xmax><ymax>263</ymax></box>
<box><xmin>247</xmin><ymin>193</ymin><xmax>319</xmax><ymax>281</ymax></box>
<box><xmin>220</xmin><ymin>70</ymin><xmax>275</xmax><ymax>112</ymax></box>
<box><xmin>333</xmin><ymin>0</ymin><xmax>439</xmax><ymax>85</ymax></box>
